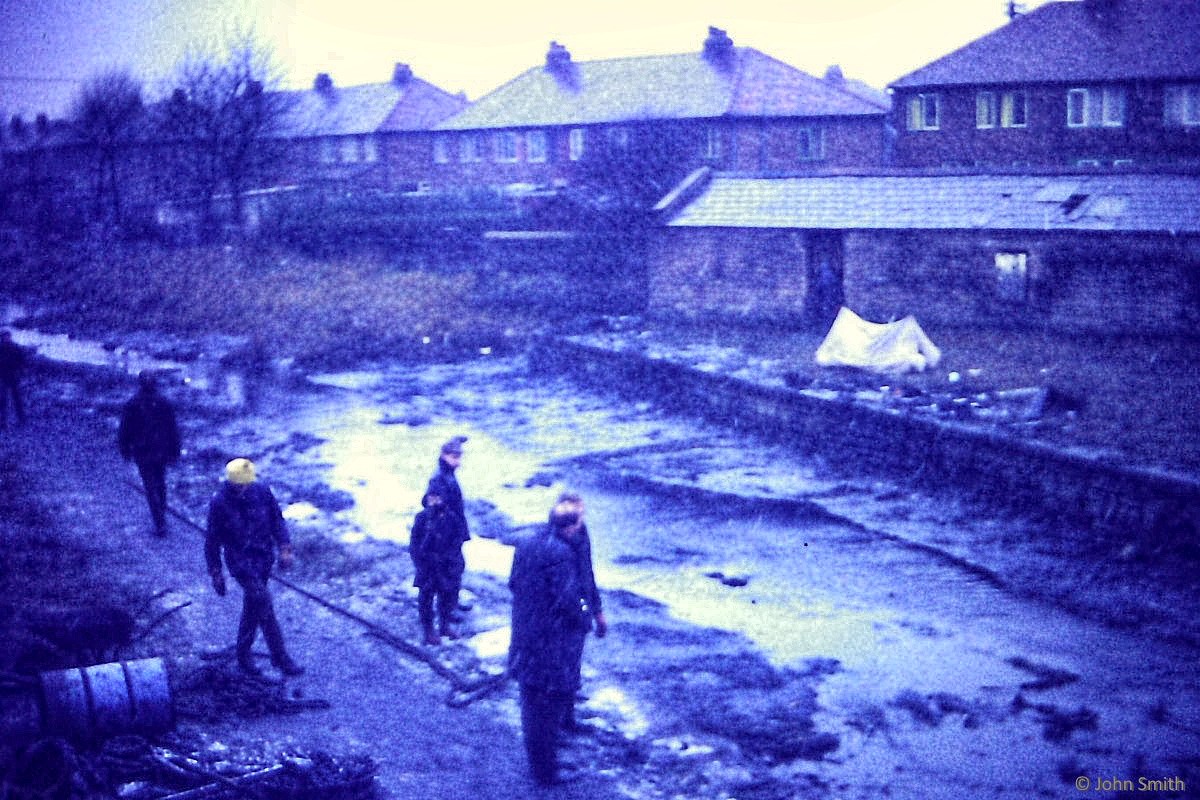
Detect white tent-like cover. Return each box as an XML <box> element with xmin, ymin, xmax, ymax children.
<box><xmin>815</xmin><ymin>307</ymin><xmax>942</xmax><ymax>374</ymax></box>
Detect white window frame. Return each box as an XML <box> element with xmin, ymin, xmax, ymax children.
<box><xmin>361</xmin><ymin>135</ymin><xmax>378</xmax><ymax>163</ymax></box>
<box><xmin>319</xmin><ymin>139</ymin><xmax>336</xmax><ymax>164</ymax></box>
<box><xmin>459</xmin><ymin>133</ymin><xmax>481</xmax><ymax>163</ymax></box>
<box><xmin>976</xmin><ymin>91</ymin><xmax>997</xmax><ymax>129</ymax></box>
<box><xmin>339</xmin><ymin>137</ymin><xmax>359</xmax><ymax>163</ymax></box>
<box><xmin>995</xmin><ymin>251</ymin><xmax>1029</xmax><ymax>303</ymax></box>
<box><xmin>907</xmin><ymin>93</ymin><xmax>940</xmax><ymax>131</ymax></box>
<box><xmin>704</xmin><ymin>125</ymin><xmax>722</xmax><ymax>159</ymax></box>
<box><xmin>1067</xmin><ymin>88</ymin><xmax>1089</xmax><ymax>128</ymax></box>
<box><xmin>433</xmin><ymin>135</ymin><xmax>450</xmax><ymax>164</ymax></box>
<box><xmin>1101</xmin><ymin>86</ymin><xmax>1126</xmax><ymax>127</ymax></box>
<box><xmin>797</xmin><ymin>126</ymin><xmax>825</xmax><ymax>161</ymax></box>
<box><xmin>493</xmin><ymin>131</ymin><xmax>519</xmax><ymax>163</ymax></box>
<box><xmin>1164</xmin><ymin>84</ymin><xmax>1200</xmax><ymax>126</ymax></box>
<box><xmin>526</xmin><ymin>130</ymin><xmax>547</xmax><ymax>164</ymax></box>
<box><xmin>1068</xmin><ymin>87</ymin><xmax>1126</xmax><ymax>128</ymax></box>
<box><xmin>1001</xmin><ymin>90</ymin><xmax>1027</xmax><ymax>128</ymax></box>
<box><xmin>568</xmin><ymin>128</ymin><xmax>585</xmax><ymax>161</ymax></box>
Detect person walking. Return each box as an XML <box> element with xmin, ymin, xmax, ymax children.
<box><xmin>117</xmin><ymin>370</ymin><xmax>181</xmax><ymax>537</ymax></box>
<box><xmin>0</xmin><ymin>330</ymin><xmax>28</xmax><ymax>429</ymax></box>
<box><xmin>507</xmin><ymin>492</ymin><xmax>608</xmax><ymax>787</ymax></box>
<box><xmin>425</xmin><ymin>435</ymin><xmax>471</xmax><ymax>614</ymax></box>
<box><xmin>204</xmin><ymin>458</ymin><xmax>304</xmax><ymax>679</ymax></box>
<box><xmin>409</xmin><ymin>489</ymin><xmax>466</xmax><ymax>645</ymax></box>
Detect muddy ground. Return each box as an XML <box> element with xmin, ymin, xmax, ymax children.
<box><xmin>1</xmin><ymin>339</ymin><xmax>1198</xmax><ymax>800</ymax></box>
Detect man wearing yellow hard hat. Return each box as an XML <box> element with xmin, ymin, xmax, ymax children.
<box><xmin>204</xmin><ymin>458</ymin><xmax>303</xmax><ymax>678</ymax></box>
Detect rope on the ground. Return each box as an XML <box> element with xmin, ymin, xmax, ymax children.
<box><xmin>126</xmin><ymin>477</ymin><xmax>509</xmax><ymax>708</ymax></box>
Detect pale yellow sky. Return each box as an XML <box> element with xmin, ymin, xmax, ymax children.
<box><xmin>3</xmin><ymin>0</ymin><xmax>1055</xmax><ymax>117</ymax></box>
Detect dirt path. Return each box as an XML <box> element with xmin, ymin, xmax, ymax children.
<box><xmin>0</xmin><ymin>384</ymin><xmax>625</xmax><ymax>799</ymax></box>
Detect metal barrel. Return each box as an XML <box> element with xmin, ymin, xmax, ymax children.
<box><xmin>38</xmin><ymin>657</ymin><xmax>174</xmax><ymax>741</ymax></box>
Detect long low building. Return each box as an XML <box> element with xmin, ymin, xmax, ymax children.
<box><xmin>651</xmin><ymin>169</ymin><xmax>1200</xmax><ymax>335</ymax></box>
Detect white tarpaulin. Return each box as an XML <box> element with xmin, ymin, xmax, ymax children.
<box><xmin>815</xmin><ymin>307</ymin><xmax>942</xmax><ymax>374</ymax></box>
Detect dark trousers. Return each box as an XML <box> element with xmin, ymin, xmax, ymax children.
<box><xmin>135</xmin><ymin>460</ymin><xmax>168</xmax><ymax>534</ymax></box>
<box><xmin>519</xmin><ymin>684</ymin><xmax>573</xmax><ymax>785</ymax></box>
<box><xmin>234</xmin><ymin>574</ymin><xmax>291</xmax><ymax>668</ymax></box>
<box><xmin>0</xmin><ymin>378</ymin><xmax>24</xmax><ymax>426</ymax></box>
<box><xmin>417</xmin><ymin>585</ymin><xmax>457</xmax><ymax>632</ymax></box>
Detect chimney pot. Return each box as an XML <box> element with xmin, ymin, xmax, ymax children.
<box><xmin>392</xmin><ymin>63</ymin><xmax>413</xmax><ymax>85</ymax></box>
<box><xmin>314</xmin><ymin>72</ymin><xmax>334</xmax><ymax>93</ymax></box>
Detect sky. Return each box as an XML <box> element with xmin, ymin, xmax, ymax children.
<box><xmin>1</xmin><ymin>0</ymin><xmax>1058</xmax><ymax>120</ymax></box>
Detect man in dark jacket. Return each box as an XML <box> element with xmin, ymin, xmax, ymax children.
<box><xmin>0</xmin><ymin>330</ymin><xmax>28</xmax><ymax>429</ymax></box>
<box><xmin>205</xmin><ymin>458</ymin><xmax>303</xmax><ymax>678</ymax></box>
<box><xmin>508</xmin><ymin>492</ymin><xmax>607</xmax><ymax>786</ymax></box>
<box><xmin>118</xmin><ymin>370</ymin><xmax>181</xmax><ymax>537</ymax></box>
<box><xmin>410</xmin><ymin>489</ymin><xmax>466</xmax><ymax>645</ymax></box>
<box><xmin>425</xmin><ymin>436</ymin><xmax>471</xmax><ymax>614</ymax></box>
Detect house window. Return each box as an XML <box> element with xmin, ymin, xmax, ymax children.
<box><xmin>361</xmin><ymin>136</ymin><xmax>378</xmax><ymax>163</ymax></box>
<box><xmin>459</xmin><ymin>133</ymin><xmax>481</xmax><ymax>163</ymax></box>
<box><xmin>907</xmin><ymin>93</ymin><xmax>940</xmax><ymax>130</ymax></box>
<box><xmin>1101</xmin><ymin>87</ymin><xmax>1126</xmax><ymax>127</ymax></box>
<box><xmin>339</xmin><ymin>137</ymin><xmax>359</xmax><ymax>163</ymax></box>
<box><xmin>977</xmin><ymin>92</ymin><xmax>997</xmax><ymax>128</ymax></box>
<box><xmin>1067</xmin><ymin>87</ymin><xmax>1126</xmax><ymax>128</ymax></box>
<box><xmin>704</xmin><ymin>126</ymin><xmax>722</xmax><ymax>159</ymax></box>
<box><xmin>1001</xmin><ymin>91</ymin><xmax>1027</xmax><ymax>127</ymax></box>
<box><xmin>527</xmin><ymin>130</ymin><xmax>548</xmax><ymax>163</ymax></box>
<box><xmin>319</xmin><ymin>139</ymin><xmax>336</xmax><ymax>164</ymax></box>
<box><xmin>607</xmin><ymin>126</ymin><xmax>630</xmax><ymax>149</ymax></box>
<box><xmin>433</xmin><ymin>135</ymin><xmax>450</xmax><ymax>164</ymax></box>
<box><xmin>1164</xmin><ymin>84</ymin><xmax>1200</xmax><ymax>126</ymax></box>
<box><xmin>493</xmin><ymin>131</ymin><xmax>519</xmax><ymax>163</ymax></box>
<box><xmin>995</xmin><ymin>252</ymin><xmax>1029</xmax><ymax>303</ymax></box>
<box><xmin>569</xmin><ymin>128</ymin><xmax>585</xmax><ymax>161</ymax></box>
<box><xmin>797</xmin><ymin>126</ymin><xmax>825</xmax><ymax>161</ymax></box>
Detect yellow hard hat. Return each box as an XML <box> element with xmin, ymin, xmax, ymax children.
<box><xmin>225</xmin><ymin>458</ymin><xmax>257</xmax><ymax>485</ymax></box>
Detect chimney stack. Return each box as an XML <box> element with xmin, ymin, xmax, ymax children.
<box><xmin>823</xmin><ymin>64</ymin><xmax>845</xmax><ymax>86</ymax></box>
<box><xmin>544</xmin><ymin>41</ymin><xmax>578</xmax><ymax>88</ymax></box>
<box><xmin>392</xmin><ymin>63</ymin><xmax>413</xmax><ymax>85</ymax></box>
<box><xmin>702</xmin><ymin>26</ymin><xmax>734</xmax><ymax>69</ymax></box>
<box><xmin>314</xmin><ymin>72</ymin><xmax>334</xmax><ymax>93</ymax></box>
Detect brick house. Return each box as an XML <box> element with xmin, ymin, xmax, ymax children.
<box><xmin>428</xmin><ymin>27</ymin><xmax>889</xmax><ymax>194</ymax></box>
<box><xmin>890</xmin><ymin>0</ymin><xmax>1200</xmax><ymax>170</ymax></box>
<box><xmin>266</xmin><ymin>63</ymin><xmax>468</xmax><ymax>192</ymax></box>
<box><xmin>650</xmin><ymin>170</ymin><xmax>1200</xmax><ymax>335</ymax></box>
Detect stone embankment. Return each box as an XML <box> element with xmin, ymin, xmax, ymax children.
<box><xmin>531</xmin><ymin>337</ymin><xmax>1200</xmax><ymax>549</ymax></box>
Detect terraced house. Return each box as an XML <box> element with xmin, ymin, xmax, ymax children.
<box><xmin>427</xmin><ymin>27</ymin><xmax>890</xmax><ymax>194</ymax></box>
<box><xmin>890</xmin><ymin>0</ymin><xmax>1200</xmax><ymax>170</ymax></box>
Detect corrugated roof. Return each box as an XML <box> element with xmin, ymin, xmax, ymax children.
<box><xmin>664</xmin><ymin>173</ymin><xmax>1200</xmax><ymax>233</ymax></box>
<box><xmin>892</xmin><ymin>0</ymin><xmax>1200</xmax><ymax>89</ymax></box>
<box><xmin>275</xmin><ymin>76</ymin><xmax>467</xmax><ymax>138</ymax></box>
<box><xmin>438</xmin><ymin>48</ymin><xmax>887</xmax><ymax>131</ymax></box>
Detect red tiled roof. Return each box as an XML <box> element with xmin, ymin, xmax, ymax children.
<box><xmin>891</xmin><ymin>0</ymin><xmax>1200</xmax><ymax>88</ymax></box>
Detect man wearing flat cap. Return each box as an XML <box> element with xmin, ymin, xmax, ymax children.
<box><xmin>205</xmin><ymin>458</ymin><xmax>303</xmax><ymax>678</ymax></box>
<box><xmin>424</xmin><ymin>436</ymin><xmax>471</xmax><ymax>626</ymax></box>
<box><xmin>118</xmin><ymin>370</ymin><xmax>181</xmax><ymax>537</ymax></box>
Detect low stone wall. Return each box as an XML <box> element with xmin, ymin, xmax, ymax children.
<box><xmin>531</xmin><ymin>338</ymin><xmax>1200</xmax><ymax>547</ymax></box>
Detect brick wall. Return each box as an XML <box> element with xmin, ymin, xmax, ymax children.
<box><xmin>531</xmin><ymin>338</ymin><xmax>1200</xmax><ymax>548</ymax></box>
<box><xmin>650</xmin><ymin>226</ymin><xmax>1200</xmax><ymax>335</ymax></box>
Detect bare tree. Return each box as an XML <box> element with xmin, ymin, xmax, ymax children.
<box><xmin>157</xmin><ymin>29</ymin><xmax>290</xmax><ymax>238</ymax></box>
<box><xmin>71</xmin><ymin>69</ymin><xmax>145</xmax><ymax>226</ymax></box>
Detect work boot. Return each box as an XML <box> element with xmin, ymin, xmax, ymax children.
<box><xmin>275</xmin><ymin>658</ymin><xmax>305</xmax><ymax>677</ymax></box>
<box><xmin>439</xmin><ymin>623</ymin><xmax>460</xmax><ymax>641</ymax></box>
<box><xmin>422</xmin><ymin>624</ymin><xmax>440</xmax><ymax>646</ymax></box>
<box><xmin>237</xmin><ymin>659</ymin><xmax>263</xmax><ymax>678</ymax></box>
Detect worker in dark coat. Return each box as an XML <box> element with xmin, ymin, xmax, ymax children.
<box><xmin>117</xmin><ymin>370</ymin><xmax>181</xmax><ymax>537</ymax></box>
<box><xmin>410</xmin><ymin>489</ymin><xmax>466</xmax><ymax>645</ymax></box>
<box><xmin>425</xmin><ymin>436</ymin><xmax>471</xmax><ymax>614</ymax></box>
<box><xmin>205</xmin><ymin>458</ymin><xmax>303</xmax><ymax>679</ymax></box>
<box><xmin>508</xmin><ymin>492</ymin><xmax>608</xmax><ymax>787</ymax></box>
<box><xmin>0</xmin><ymin>330</ymin><xmax>28</xmax><ymax>429</ymax></box>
